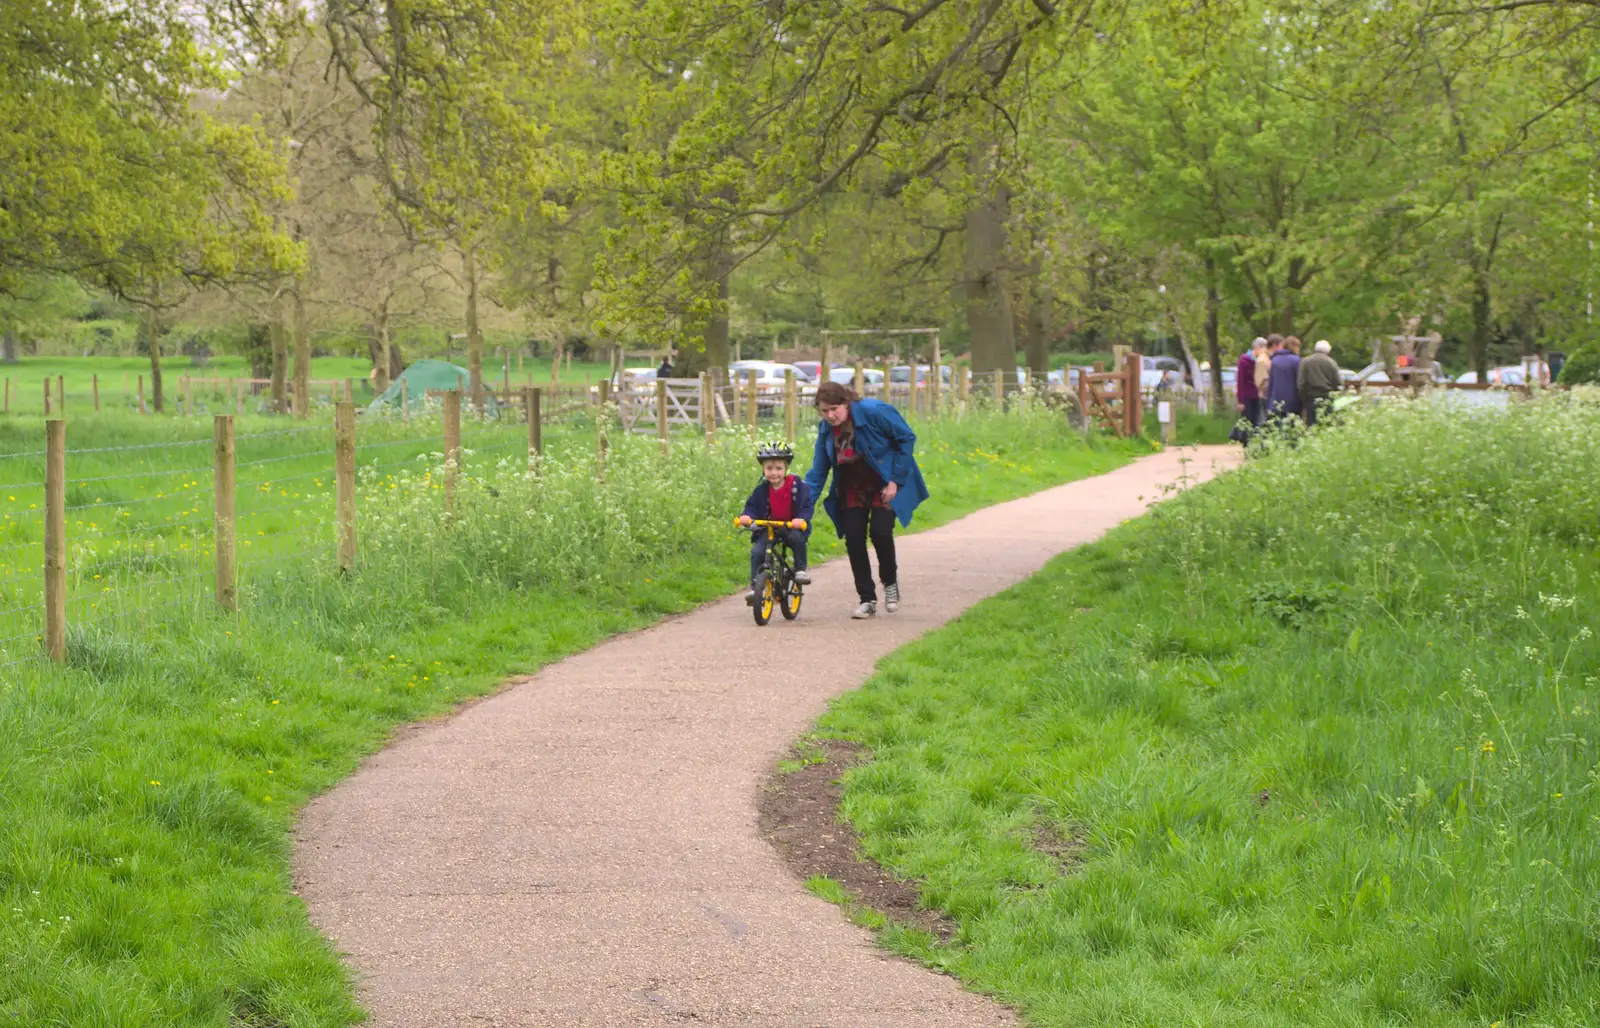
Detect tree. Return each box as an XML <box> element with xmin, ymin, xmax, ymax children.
<box><xmin>592</xmin><ymin>0</ymin><xmax>1098</xmax><ymax>362</ymax></box>
<box><xmin>323</xmin><ymin>0</ymin><xmax>575</xmax><ymax>409</ymax></box>
<box><xmin>0</xmin><ymin>2</ymin><xmax>296</xmax><ymax>369</ymax></box>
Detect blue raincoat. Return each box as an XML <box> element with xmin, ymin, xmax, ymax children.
<box><xmin>802</xmin><ymin>398</ymin><xmax>929</xmax><ymax>537</ymax></box>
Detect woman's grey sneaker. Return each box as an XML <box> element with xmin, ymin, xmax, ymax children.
<box><xmin>792</xmin><ymin>570</ymin><xmax>812</xmax><ymax>585</ymax></box>
<box><xmin>852</xmin><ymin>601</ymin><xmax>877</xmax><ymax>619</ymax></box>
<box><xmin>884</xmin><ymin>582</ymin><xmax>900</xmax><ymax>613</ymax></box>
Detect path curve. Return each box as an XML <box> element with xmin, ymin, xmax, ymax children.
<box><xmin>295</xmin><ymin>446</ymin><xmax>1238</xmax><ymax>1027</ymax></box>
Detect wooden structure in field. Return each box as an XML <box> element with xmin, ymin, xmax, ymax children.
<box><xmin>1374</xmin><ymin>317</ymin><xmax>1443</xmax><ymax>389</ymax></box>
<box><xmin>1075</xmin><ymin>351</ymin><xmax>1143</xmax><ymax>438</ymax></box>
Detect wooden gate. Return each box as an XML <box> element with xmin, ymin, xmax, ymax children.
<box><xmin>1075</xmin><ymin>352</ymin><xmax>1143</xmax><ymax>438</ymax></box>
<box><xmin>618</xmin><ymin>375</ymin><xmax>726</xmax><ymax>434</ymax></box>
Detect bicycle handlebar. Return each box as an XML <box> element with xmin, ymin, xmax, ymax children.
<box><xmin>734</xmin><ymin>517</ymin><xmax>808</xmax><ymax>530</ymax></box>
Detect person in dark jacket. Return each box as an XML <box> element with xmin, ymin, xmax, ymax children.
<box><xmin>1266</xmin><ymin>336</ymin><xmax>1303</xmax><ymax>419</ymax></box>
<box><xmin>737</xmin><ymin>441</ymin><xmax>815</xmax><ymax>604</ymax></box>
<box><xmin>803</xmin><ymin>381</ymin><xmax>928</xmax><ymax>619</ymax></box>
<box><xmin>1297</xmin><ymin>340</ymin><xmax>1343</xmax><ymax>425</ymax></box>
<box><xmin>656</xmin><ymin>356</ymin><xmax>674</xmax><ymax>379</ymax></box>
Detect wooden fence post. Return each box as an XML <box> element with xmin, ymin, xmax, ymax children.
<box><xmin>853</xmin><ymin>361</ymin><xmax>864</xmax><ymax>396</ymax></box>
<box><xmin>92</xmin><ymin>374</ymin><xmax>100</xmax><ymax>413</ymax></box>
<box><xmin>214</xmin><ymin>415</ymin><xmax>236</xmax><ymax>610</ymax></box>
<box><xmin>746</xmin><ymin>371</ymin><xmax>758</xmax><ymax>431</ymax></box>
<box><xmin>43</xmin><ymin>379</ymin><xmax>51</xmax><ymax>416</ymax></box>
<box><xmin>56</xmin><ymin>376</ymin><xmax>64</xmax><ymax>415</ymax></box>
<box><xmin>523</xmin><ymin>386</ymin><xmax>542</xmax><ymax>465</ymax></box>
<box><xmin>44</xmin><ymin>419</ymin><xmax>65</xmax><ymax>662</ymax></box>
<box><xmin>335</xmin><ymin>402</ymin><xmax>356</xmax><ymax>571</ymax></box>
<box><xmin>820</xmin><ymin>337</ymin><xmax>831</xmax><ymax>384</ymax></box>
<box><xmin>784</xmin><ymin>369</ymin><xmax>797</xmax><ymax>441</ymax></box>
<box><xmin>695</xmin><ymin>372</ymin><xmax>711</xmax><ymax>442</ymax></box>
<box><xmin>1123</xmin><ymin>351</ymin><xmax>1144</xmax><ymax>437</ymax></box>
<box><xmin>443</xmin><ymin>390</ymin><xmax>461</xmax><ymax>515</ymax></box>
<box><xmin>930</xmin><ymin>338</ymin><xmax>943</xmax><ymax>416</ymax></box>
<box><xmin>656</xmin><ymin>378</ymin><xmax>670</xmax><ymax>456</ymax></box>
<box><xmin>345</xmin><ymin>378</ymin><xmax>354</xmax><ymax>403</ymax></box>
<box><xmin>597</xmin><ymin>380</ymin><xmax>612</xmax><ymax>466</ymax></box>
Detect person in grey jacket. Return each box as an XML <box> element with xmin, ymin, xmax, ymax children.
<box><xmin>1298</xmin><ymin>340</ymin><xmax>1342</xmax><ymax>426</ymax></box>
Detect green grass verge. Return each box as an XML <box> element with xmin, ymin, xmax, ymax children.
<box><xmin>816</xmin><ymin>395</ymin><xmax>1600</xmax><ymax>1026</ymax></box>
<box><xmin>0</xmin><ymin>404</ymin><xmax>1147</xmax><ymax>1026</ymax></box>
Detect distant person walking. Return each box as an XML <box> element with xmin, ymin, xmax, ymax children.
<box><xmin>1236</xmin><ymin>338</ymin><xmax>1267</xmax><ymax>428</ymax></box>
<box><xmin>803</xmin><ymin>381</ymin><xmax>928</xmax><ymax>619</ymax></box>
<box><xmin>1266</xmin><ymin>336</ymin><xmax>1302</xmax><ymax>421</ymax></box>
<box><xmin>1298</xmin><ymin>340</ymin><xmax>1342</xmax><ymax>426</ymax></box>
<box><xmin>657</xmin><ymin>355</ymin><xmax>674</xmax><ymax>379</ymax></box>
<box><xmin>1255</xmin><ymin>333</ymin><xmax>1280</xmax><ymax>400</ymax></box>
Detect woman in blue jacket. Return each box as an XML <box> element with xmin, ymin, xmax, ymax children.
<box><xmin>802</xmin><ymin>381</ymin><xmax>929</xmax><ymax>618</ymax></box>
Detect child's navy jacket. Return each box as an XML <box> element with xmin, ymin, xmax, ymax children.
<box><xmin>740</xmin><ymin>476</ymin><xmax>816</xmax><ymax>531</ymax></box>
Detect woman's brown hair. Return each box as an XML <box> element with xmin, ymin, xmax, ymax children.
<box><xmin>814</xmin><ymin>381</ymin><xmax>859</xmax><ymax>407</ymax></box>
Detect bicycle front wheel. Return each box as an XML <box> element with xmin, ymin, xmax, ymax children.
<box><xmin>752</xmin><ymin>571</ymin><xmax>775</xmax><ymax>626</ymax></box>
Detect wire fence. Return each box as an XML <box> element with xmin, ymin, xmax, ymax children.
<box><xmin>0</xmin><ymin>389</ymin><xmax>601</xmax><ymax>669</ymax></box>
<box><xmin>0</xmin><ymin>367</ymin><xmax>1123</xmax><ymax>669</ymax></box>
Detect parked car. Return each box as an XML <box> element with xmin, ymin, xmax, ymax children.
<box><xmin>728</xmin><ymin>360</ymin><xmax>808</xmax><ymax>385</ymax></box>
<box><xmin>888</xmin><ymin>365</ymin><xmax>953</xmax><ymax>385</ymax></box>
<box><xmin>1456</xmin><ymin>367</ymin><xmax>1527</xmax><ymax>387</ymax></box>
<box><xmin>829</xmin><ymin>366</ymin><xmax>885</xmax><ymax>387</ymax></box>
<box><xmin>1013</xmin><ymin>366</ymin><xmax>1071</xmax><ymax>388</ymax></box>
<box><xmin>611</xmin><ymin>367</ymin><xmax>658</xmax><ymax>389</ymax></box>
<box><xmin>789</xmin><ymin>361</ymin><xmax>822</xmax><ymax>383</ymax></box>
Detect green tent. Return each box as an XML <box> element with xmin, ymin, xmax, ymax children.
<box><xmin>367</xmin><ymin>360</ymin><xmax>497</xmax><ymax>414</ymax></box>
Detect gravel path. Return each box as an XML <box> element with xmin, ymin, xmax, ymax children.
<box><xmin>295</xmin><ymin>445</ymin><xmax>1238</xmax><ymax>1027</ymax></box>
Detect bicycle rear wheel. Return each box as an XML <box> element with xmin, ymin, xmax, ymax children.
<box><xmin>752</xmin><ymin>571</ymin><xmax>775</xmax><ymax>626</ymax></box>
<box><xmin>780</xmin><ymin>570</ymin><xmax>802</xmax><ymax>620</ymax></box>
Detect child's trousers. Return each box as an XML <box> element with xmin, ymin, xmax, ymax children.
<box><xmin>750</xmin><ymin>528</ymin><xmax>807</xmax><ymax>584</ymax></box>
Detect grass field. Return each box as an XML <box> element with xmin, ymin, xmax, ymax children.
<box><xmin>0</xmin><ymin>396</ymin><xmax>1148</xmax><ymax>1026</ymax></box>
<box><xmin>0</xmin><ymin>354</ymin><xmax>614</xmax><ymax>416</ymax></box>
<box><xmin>815</xmin><ymin>394</ymin><xmax>1600</xmax><ymax>1026</ymax></box>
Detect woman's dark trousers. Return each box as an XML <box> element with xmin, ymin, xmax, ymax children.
<box><xmin>839</xmin><ymin>505</ymin><xmax>896</xmax><ymax>603</ymax></box>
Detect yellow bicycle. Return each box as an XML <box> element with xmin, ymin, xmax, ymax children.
<box><xmin>737</xmin><ymin>518</ymin><xmax>805</xmax><ymax>626</ymax></box>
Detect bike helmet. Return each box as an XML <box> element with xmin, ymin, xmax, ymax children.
<box><xmin>755</xmin><ymin>441</ymin><xmax>794</xmax><ymax>464</ymax></box>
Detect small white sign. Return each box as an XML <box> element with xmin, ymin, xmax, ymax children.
<box><xmin>1157</xmin><ymin>401</ymin><xmax>1173</xmax><ymax>424</ymax></box>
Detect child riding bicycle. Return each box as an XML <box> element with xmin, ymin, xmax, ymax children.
<box><xmin>736</xmin><ymin>442</ymin><xmax>814</xmax><ymax>605</ymax></box>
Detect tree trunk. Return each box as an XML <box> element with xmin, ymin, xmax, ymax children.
<box><xmin>1470</xmin><ymin>259</ymin><xmax>1492</xmax><ymax>382</ymax></box>
<box><xmin>292</xmin><ymin>283</ymin><xmax>311</xmax><ymax>418</ymax></box>
<box><xmin>374</xmin><ymin>311</ymin><xmax>393</xmax><ymax>393</ymax></box>
<box><xmin>147</xmin><ymin>306</ymin><xmax>165</xmax><ymax>413</ymax></box>
<box><xmin>1024</xmin><ymin>256</ymin><xmax>1052</xmax><ymax>375</ymax></box>
<box><xmin>703</xmin><ymin>248</ymin><xmax>733</xmax><ymax>374</ymax></box>
<box><xmin>963</xmin><ymin>158</ymin><xmax>1018</xmax><ymax>376</ymax></box>
<box><xmin>1205</xmin><ymin>258</ymin><xmax>1225</xmax><ymax>407</ymax></box>
<box><xmin>464</xmin><ymin>240</ymin><xmax>484</xmax><ymax>412</ymax></box>
<box><xmin>1</xmin><ymin>333</ymin><xmax>16</xmax><ymax>364</ymax></box>
<box><xmin>270</xmin><ymin>300</ymin><xmax>289</xmax><ymax>414</ymax></box>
